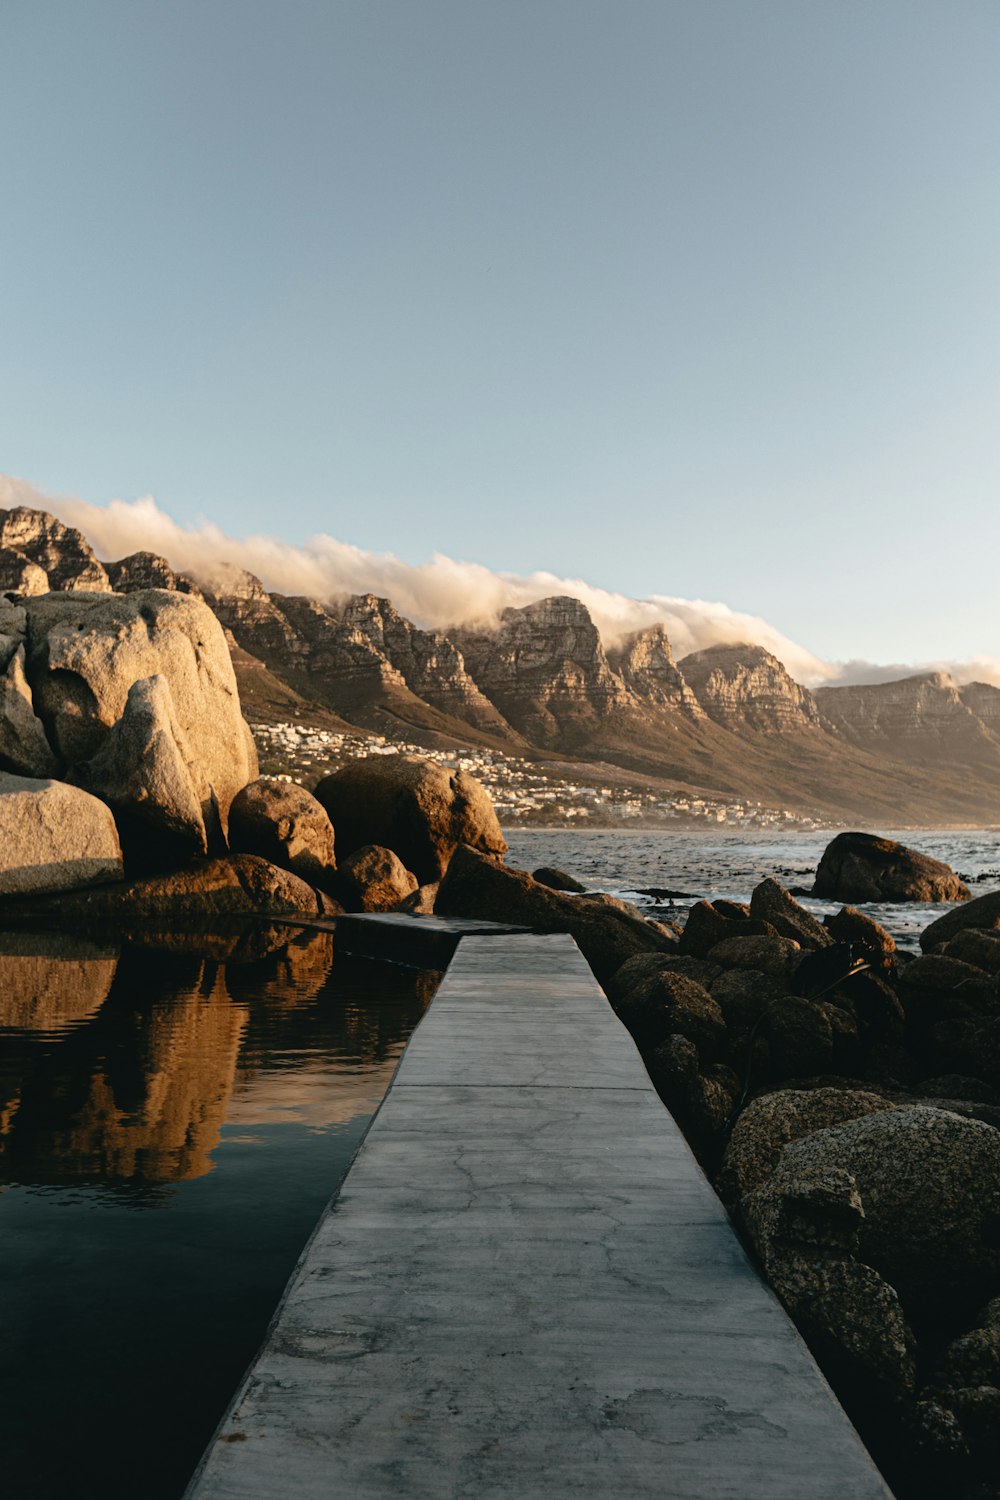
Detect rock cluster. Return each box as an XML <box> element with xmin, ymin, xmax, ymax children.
<box><xmin>593</xmin><ymin>865</ymin><xmax>1000</xmax><ymax>1498</ymax></box>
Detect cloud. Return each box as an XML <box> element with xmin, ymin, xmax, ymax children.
<box><xmin>2</xmin><ymin>474</ymin><xmax>997</xmax><ymax>690</ymax></box>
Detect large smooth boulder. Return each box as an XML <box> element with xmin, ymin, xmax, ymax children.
<box><xmin>0</xmin><ymin>644</ymin><xmax>58</xmax><ymax>777</ymax></box>
<box><xmin>814</xmin><ymin>832</ymin><xmax>970</xmax><ymax>904</ymax></box>
<box><xmin>22</xmin><ymin>589</ymin><xmax>258</xmax><ymax>852</ymax></box>
<box><xmin>228</xmin><ymin>777</ymin><xmax>336</xmax><ymax>886</ymax></box>
<box><xmin>314</xmin><ymin>754</ymin><xmax>506</xmax><ymax>884</ymax></box>
<box><xmin>0</xmin><ymin>772</ymin><xmax>123</xmax><ymax>897</ymax></box>
<box><xmin>921</xmin><ymin>890</ymin><xmax>1000</xmax><ymax>952</ymax></box>
<box><xmin>337</xmin><ymin>844</ymin><xmax>418</xmax><ymax>912</ymax></box>
<box><xmin>435</xmin><ymin>845</ymin><xmax>674</xmax><ymax>984</ymax></box>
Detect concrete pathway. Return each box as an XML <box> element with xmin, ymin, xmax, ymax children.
<box><xmin>187</xmin><ymin>933</ymin><xmax>893</xmax><ymax>1499</ymax></box>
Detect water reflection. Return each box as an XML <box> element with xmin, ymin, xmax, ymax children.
<box><xmin>0</xmin><ymin>927</ymin><xmax>436</xmax><ymax>1191</ymax></box>
<box><xmin>0</xmin><ymin>923</ymin><xmax>440</xmax><ymax>1500</ymax></box>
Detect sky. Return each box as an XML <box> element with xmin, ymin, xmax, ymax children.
<box><xmin>1</xmin><ymin>1</ymin><xmax>998</xmax><ymax>673</ymax></box>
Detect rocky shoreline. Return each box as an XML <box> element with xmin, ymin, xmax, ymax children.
<box><xmin>1</xmin><ymin>579</ymin><xmax>999</xmax><ymax>1499</ymax></box>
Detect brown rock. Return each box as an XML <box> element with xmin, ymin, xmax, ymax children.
<box><xmin>435</xmin><ymin>844</ymin><xmax>674</xmax><ymax>985</ymax></box>
<box><xmin>824</xmin><ymin>905</ymin><xmax>897</xmax><ymax>955</ymax></box>
<box><xmin>941</xmin><ymin>928</ymin><xmax>1000</xmax><ymax>974</ymax></box>
<box><xmin>921</xmin><ymin>890</ymin><xmax>1000</xmax><ymax>952</ymax></box>
<box><xmin>314</xmin><ymin>753</ymin><xmax>505</xmax><ymax>884</ymax></box>
<box><xmin>228</xmin><ymin>777</ymin><xmax>336</xmax><ymax>886</ymax></box>
<box><xmin>706</xmin><ymin>933</ymin><xmax>801</xmax><ymax>979</ymax></box>
<box><xmin>532</xmin><ymin>866</ymin><xmax>586</xmax><ymax>892</ymax></box>
<box><xmin>814</xmin><ymin>832</ymin><xmax>970</xmax><ymax>904</ymax></box>
<box><xmin>764</xmin><ymin>996</ymin><xmax>835</xmax><ymax>1079</ymax></box>
<box><xmin>612</xmin><ymin>968</ymin><xmax>726</xmax><ymax>1057</ymax></box>
<box><xmin>25</xmin><ymin>853</ymin><xmax>324</xmax><ymax>921</ymax></box>
<box><xmin>679</xmin><ymin>899</ymin><xmax>777</xmax><ymax>958</ymax></box>
<box><xmin>337</xmin><ymin>844</ymin><xmax>418</xmax><ymax>912</ymax></box>
<box><xmin>750</xmin><ymin>878</ymin><xmax>833</xmax><ymax>949</ymax></box>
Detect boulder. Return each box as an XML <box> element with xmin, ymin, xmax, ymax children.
<box><xmin>0</xmin><ymin>644</ymin><xmax>58</xmax><ymax>777</ymax></box>
<box><xmin>824</xmin><ymin>905</ymin><xmax>896</xmax><ymax>955</ymax></box>
<box><xmin>764</xmin><ymin>996</ymin><xmax>836</xmax><ymax>1080</ymax></box>
<box><xmin>718</xmin><ymin>1086</ymin><xmax>897</xmax><ymax>1204</ymax></box>
<box><xmin>752</xmin><ymin>1106</ymin><xmax>1000</xmax><ymax>1315</ymax></box>
<box><xmin>532</xmin><ymin>866</ymin><xmax>586</xmax><ymax>892</ymax></box>
<box><xmin>706</xmin><ymin>933</ymin><xmax>801</xmax><ymax>979</ymax></box>
<box><xmin>0</xmin><ymin>772</ymin><xmax>123</xmax><ymax>897</ymax></box>
<box><xmin>337</xmin><ymin>844</ymin><xmax>418</xmax><ymax>912</ymax></box>
<box><xmin>394</xmin><ymin>881</ymin><xmax>439</xmax><ymax>915</ymax></box>
<box><xmin>314</xmin><ymin>754</ymin><xmax>506</xmax><ymax>884</ymax></box>
<box><xmin>744</xmin><ymin>1157</ymin><xmax>918</xmax><ymax>1396</ymax></box>
<box><xmin>708</xmin><ymin>968</ymin><xmax>785</xmax><ymax>1031</ymax></box>
<box><xmin>22</xmin><ymin>589</ymin><xmax>258</xmax><ymax>846</ymax></box>
<box><xmin>71</xmin><ymin>674</ymin><xmax>210</xmax><ymax>863</ymax></box>
<box><xmin>941</xmin><ymin>928</ymin><xmax>1000</xmax><ymax>974</ymax></box>
<box><xmin>25</xmin><ymin>853</ymin><xmax>326</xmax><ymax>922</ymax></box>
<box><xmin>749</xmin><ymin>878</ymin><xmax>832</xmax><ymax>949</ymax></box>
<box><xmin>612</xmin><ymin>968</ymin><xmax>726</xmax><ymax>1057</ymax></box>
<box><xmin>678</xmin><ymin>899</ymin><xmax>778</xmax><ymax>958</ymax></box>
<box><xmin>898</xmin><ymin>953</ymin><xmax>995</xmax><ymax>1001</ymax></box>
<box><xmin>435</xmin><ymin>844</ymin><xmax>674</xmax><ymax>985</ymax></box>
<box><xmin>228</xmin><ymin>777</ymin><xmax>336</xmax><ymax>886</ymax></box>
<box><xmin>921</xmin><ymin>891</ymin><xmax>1000</xmax><ymax>952</ymax></box>
<box><xmin>814</xmin><ymin>832</ymin><xmax>970</xmax><ymax>904</ymax></box>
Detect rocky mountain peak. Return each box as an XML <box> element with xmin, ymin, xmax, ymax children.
<box><xmin>105</xmin><ymin>551</ymin><xmax>204</xmax><ymax>599</ymax></box>
<box><xmin>0</xmin><ymin>506</ymin><xmax>110</xmax><ymax>593</ymax></box>
<box><xmin>678</xmin><ymin>642</ymin><xmax>823</xmax><ymax>733</ymax></box>
<box><xmin>608</xmin><ymin>625</ymin><xmax>705</xmax><ymax>716</ymax></box>
<box><xmin>959</xmin><ymin>681</ymin><xmax>1000</xmax><ymax>730</ymax></box>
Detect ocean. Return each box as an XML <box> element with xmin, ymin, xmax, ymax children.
<box><xmin>503</xmin><ymin>827</ymin><xmax>1000</xmax><ymax>949</ymax></box>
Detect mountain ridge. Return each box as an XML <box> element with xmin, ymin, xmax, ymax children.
<box><xmin>0</xmin><ymin>503</ymin><xmax>997</xmax><ymax>825</ymax></box>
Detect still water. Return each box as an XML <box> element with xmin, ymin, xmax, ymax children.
<box><xmin>0</xmin><ymin>927</ymin><xmax>439</xmax><ymax>1500</ymax></box>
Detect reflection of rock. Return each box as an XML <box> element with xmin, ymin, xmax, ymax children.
<box><xmin>1</xmin><ymin>957</ymin><xmax>248</xmax><ymax>1183</ymax></box>
<box><xmin>0</xmin><ymin>931</ymin><xmax>117</xmax><ymax>1031</ymax></box>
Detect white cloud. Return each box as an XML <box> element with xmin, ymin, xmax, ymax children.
<box><xmin>2</xmin><ymin>474</ymin><xmax>997</xmax><ymax>689</ymax></box>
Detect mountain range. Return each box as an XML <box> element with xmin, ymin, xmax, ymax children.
<box><xmin>1</xmin><ymin>503</ymin><xmax>998</xmax><ymax>826</ymax></box>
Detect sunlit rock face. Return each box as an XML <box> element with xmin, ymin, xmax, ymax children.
<box><xmin>454</xmin><ymin>595</ymin><xmax>632</xmax><ymax>743</ymax></box>
<box><xmin>679</xmin><ymin>643</ymin><xmax>823</xmax><ymax>734</ymax></box>
<box><xmin>607</xmin><ymin>625</ymin><xmax>705</xmax><ymax>716</ymax></box>
<box><xmin>817</xmin><ymin>672</ymin><xmax>1000</xmax><ymax>760</ymax></box>
<box><xmin>0</xmin><ymin>506</ymin><xmax>111</xmax><ymax>593</ymax></box>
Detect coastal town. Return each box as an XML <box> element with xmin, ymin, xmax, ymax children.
<box><xmin>250</xmin><ymin>717</ymin><xmax>823</xmax><ymax>831</ymax></box>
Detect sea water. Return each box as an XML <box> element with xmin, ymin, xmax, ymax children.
<box><xmin>505</xmin><ymin>827</ymin><xmax>1000</xmax><ymax>947</ymax></box>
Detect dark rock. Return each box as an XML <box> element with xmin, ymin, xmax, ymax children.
<box><xmin>719</xmin><ymin>1085</ymin><xmax>896</xmax><ymax>1204</ymax></box>
<box><xmin>532</xmin><ymin>866</ymin><xmax>586</xmax><ymax>892</ymax></box>
<box><xmin>749</xmin><ymin>878</ymin><xmax>833</xmax><ymax>949</ymax></box>
<box><xmin>708</xmin><ymin>968</ymin><xmax>785</xmax><ymax>1031</ymax></box>
<box><xmin>824</xmin><ymin>904</ymin><xmax>897</xmax><ymax>954</ymax></box>
<box><xmin>314</xmin><ymin>754</ymin><xmax>506</xmax><ymax>884</ymax></box>
<box><xmin>764</xmin><ymin>996</ymin><xmax>835</xmax><ymax>1080</ymax></box>
<box><xmin>435</xmin><ymin>845</ymin><xmax>675</xmax><ymax>985</ymax></box>
<box><xmin>228</xmin><ymin>777</ymin><xmax>336</xmax><ymax>887</ymax></box>
<box><xmin>612</xmin><ymin>968</ymin><xmax>726</xmax><ymax>1057</ymax></box>
<box><xmin>754</xmin><ymin>1106</ymin><xmax>1000</xmax><ymax>1315</ymax></box>
<box><xmin>706</xmin><ymin>933</ymin><xmax>801</xmax><ymax>979</ymax></box>
<box><xmin>941</xmin><ymin>928</ymin><xmax>1000</xmax><ymax>974</ymax></box>
<box><xmin>814</xmin><ymin>831</ymin><xmax>970</xmax><ymax>904</ymax></box>
<box><xmin>899</xmin><ymin>953</ymin><xmax>995</xmax><ymax>1000</ymax></box>
<box><xmin>921</xmin><ymin>891</ymin><xmax>1000</xmax><ymax>952</ymax></box>
<box><xmin>679</xmin><ymin>899</ymin><xmax>778</xmax><ymax>958</ymax></box>
<box><xmin>337</xmin><ymin>844</ymin><xmax>418</xmax><ymax>912</ymax></box>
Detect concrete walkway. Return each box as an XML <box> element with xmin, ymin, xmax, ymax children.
<box><xmin>187</xmin><ymin>933</ymin><xmax>893</xmax><ymax>1500</ymax></box>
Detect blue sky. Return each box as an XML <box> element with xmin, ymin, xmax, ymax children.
<box><xmin>1</xmin><ymin>1</ymin><xmax>997</xmax><ymax>667</ymax></box>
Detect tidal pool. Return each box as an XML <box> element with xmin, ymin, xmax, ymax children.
<box><xmin>0</xmin><ymin>925</ymin><xmax>440</xmax><ymax>1500</ymax></box>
